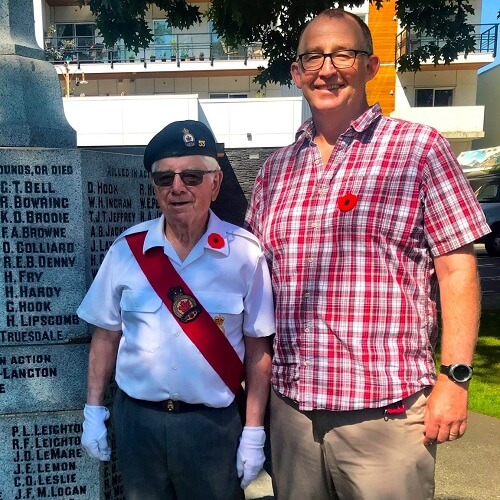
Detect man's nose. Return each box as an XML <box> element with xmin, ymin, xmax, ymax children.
<box><xmin>319</xmin><ymin>55</ymin><xmax>338</xmax><ymax>75</ymax></box>
<box><xmin>170</xmin><ymin>173</ymin><xmax>187</xmax><ymax>191</ymax></box>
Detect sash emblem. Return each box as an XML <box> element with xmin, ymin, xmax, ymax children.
<box><xmin>168</xmin><ymin>286</ymin><xmax>201</xmax><ymax>322</ymax></box>
<box><xmin>214</xmin><ymin>315</ymin><xmax>225</xmax><ymax>333</ymax></box>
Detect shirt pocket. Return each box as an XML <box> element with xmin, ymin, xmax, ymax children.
<box><xmin>195</xmin><ymin>292</ymin><xmax>244</xmax><ymax>335</ymax></box>
<box><xmin>120</xmin><ymin>290</ymin><xmax>163</xmax><ymax>352</ymax></box>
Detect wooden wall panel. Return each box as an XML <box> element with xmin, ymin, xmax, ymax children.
<box><xmin>367</xmin><ymin>0</ymin><xmax>397</xmax><ymax>114</ymax></box>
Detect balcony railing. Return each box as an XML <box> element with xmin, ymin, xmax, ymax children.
<box><xmin>44</xmin><ymin>32</ymin><xmax>264</xmax><ymax>66</ymax></box>
<box><xmin>395</xmin><ymin>23</ymin><xmax>498</xmax><ymax>62</ymax></box>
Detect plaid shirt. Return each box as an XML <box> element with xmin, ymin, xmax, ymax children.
<box><xmin>245</xmin><ymin>104</ymin><xmax>490</xmax><ymax>411</ymax></box>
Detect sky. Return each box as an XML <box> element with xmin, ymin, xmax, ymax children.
<box><xmin>479</xmin><ymin>0</ymin><xmax>500</xmax><ymax>72</ymax></box>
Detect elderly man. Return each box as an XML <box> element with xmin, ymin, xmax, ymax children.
<box><xmin>78</xmin><ymin>120</ymin><xmax>274</xmax><ymax>499</ymax></box>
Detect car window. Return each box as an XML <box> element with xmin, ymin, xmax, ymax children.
<box><xmin>475</xmin><ymin>181</ymin><xmax>500</xmax><ymax>202</ymax></box>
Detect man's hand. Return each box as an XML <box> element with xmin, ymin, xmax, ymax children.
<box><xmin>82</xmin><ymin>404</ymin><xmax>111</xmax><ymax>461</ymax></box>
<box><xmin>236</xmin><ymin>426</ymin><xmax>266</xmax><ymax>489</ymax></box>
<box><xmin>423</xmin><ymin>376</ymin><xmax>469</xmax><ymax>445</ymax></box>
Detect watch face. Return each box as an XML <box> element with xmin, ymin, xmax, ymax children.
<box><xmin>451</xmin><ymin>364</ymin><xmax>472</xmax><ymax>382</ymax></box>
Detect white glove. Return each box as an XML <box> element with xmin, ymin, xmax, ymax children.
<box><xmin>236</xmin><ymin>426</ymin><xmax>266</xmax><ymax>489</ymax></box>
<box><xmin>82</xmin><ymin>404</ymin><xmax>111</xmax><ymax>461</ymax></box>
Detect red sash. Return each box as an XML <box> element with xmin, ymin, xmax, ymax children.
<box><xmin>125</xmin><ymin>231</ymin><xmax>244</xmax><ymax>395</ymax></box>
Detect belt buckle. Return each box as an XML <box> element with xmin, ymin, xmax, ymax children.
<box><xmin>166</xmin><ymin>399</ymin><xmax>176</xmax><ymax>412</ymax></box>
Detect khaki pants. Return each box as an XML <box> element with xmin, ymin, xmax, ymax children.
<box><xmin>270</xmin><ymin>388</ymin><xmax>436</xmax><ymax>500</ymax></box>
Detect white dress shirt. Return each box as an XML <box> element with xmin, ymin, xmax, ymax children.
<box><xmin>77</xmin><ymin>210</ymin><xmax>275</xmax><ymax>406</ymax></box>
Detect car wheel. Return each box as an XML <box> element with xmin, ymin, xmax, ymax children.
<box><xmin>484</xmin><ymin>227</ymin><xmax>500</xmax><ymax>257</ymax></box>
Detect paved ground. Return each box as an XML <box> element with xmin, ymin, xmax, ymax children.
<box><xmin>246</xmin><ymin>411</ymin><xmax>500</xmax><ymax>499</ymax></box>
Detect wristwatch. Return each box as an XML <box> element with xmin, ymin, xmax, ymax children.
<box><xmin>440</xmin><ymin>364</ymin><xmax>473</xmax><ymax>383</ymax></box>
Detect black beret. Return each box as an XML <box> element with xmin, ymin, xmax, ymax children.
<box><xmin>143</xmin><ymin>120</ymin><xmax>218</xmax><ymax>171</ymax></box>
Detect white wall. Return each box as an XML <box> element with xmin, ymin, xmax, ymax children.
<box><xmin>473</xmin><ymin>64</ymin><xmax>500</xmax><ymax>149</ymax></box>
<box><xmin>199</xmin><ymin>98</ymin><xmax>303</xmax><ymax>148</ymax></box>
<box><xmin>62</xmin><ymin>95</ymin><xmax>303</xmax><ymax>148</ymax></box>
<box><xmin>396</xmin><ymin>69</ymin><xmax>479</xmax><ymax>108</ymax></box>
<box><xmin>390</xmin><ymin>105</ymin><xmax>485</xmax><ymax>137</ymax></box>
<box><xmin>63</xmin><ymin>95</ymin><xmax>199</xmax><ymax>146</ymax></box>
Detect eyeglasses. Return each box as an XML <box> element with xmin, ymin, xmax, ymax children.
<box><xmin>297</xmin><ymin>49</ymin><xmax>370</xmax><ymax>71</ymax></box>
<box><xmin>151</xmin><ymin>169</ymin><xmax>219</xmax><ymax>187</ymax></box>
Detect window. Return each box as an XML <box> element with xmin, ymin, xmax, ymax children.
<box><xmin>208</xmin><ymin>21</ymin><xmax>221</xmax><ymax>44</ymax></box>
<box><xmin>56</xmin><ymin>23</ymin><xmax>96</xmax><ymax>49</ymax></box>
<box><xmin>153</xmin><ymin>20</ymin><xmax>173</xmax><ymax>58</ymax></box>
<box><xmin>415</xmin><ymin>88</ymin><xmax>453</xmax><ymax>107</ymax></box>
<box><xmin>209</xmin><ymin>93</ymin><xmax>248</xmax><ymax>99</ymax></box>
<box><xmin>476</xmin><ymin>181</ymin><xmax>500</xmax><ymax>202</ymax></box>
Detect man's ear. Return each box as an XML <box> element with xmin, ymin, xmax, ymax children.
<box><xmin>211</xmin><ymin>170</ymin><xmax>223</xmax><ymax>202</ymax></box>
<box><xmin>290</xmin><ymin>61</ymin><xmax>303</xmax><ymax>89</ymax></box>
<box><xmin>364</xmin><ymin>54</ymin><xmax>380</xmax><ymax>83</ymax></box>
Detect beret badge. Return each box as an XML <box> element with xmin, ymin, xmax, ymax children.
<box><xmin>182</xmin><ymin>128</ymin><xmax>195</xmax><ymax>148</ymax></box>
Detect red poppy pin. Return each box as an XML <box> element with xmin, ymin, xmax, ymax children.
<box><xmin>208</xmin><ymin>232</ymin><xmax>225</xmax><ymax>249</ymax></box>
<box><xmin>338</xmin><ymin>193</ymin><xmax>358</xmax><ymax>212</ymax></box>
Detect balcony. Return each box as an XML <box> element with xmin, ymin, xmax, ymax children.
<box><xmin>395</xmin><ymin>24</ymin><xmax>498</xmax><ymax>70</ymax></box>
<box><xmin>44</xmin><ymin>32</ymin><xmax>264</xmax><ymax>68</ymax></box>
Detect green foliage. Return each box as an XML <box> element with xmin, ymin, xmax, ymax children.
<box><xmin>79</xmin><ymin>0</ymin><xmax>479</xmax><ymax>86</ymax></box>
<box><xmin>78</xmin><ymin>0</ymin><xmax>202</xmax><ymax>52</ymax></box>
<box><xmin>469</xmin><ymin>311</ymin><xmax>500</xmax><ymax>418</ymax></box>
<box><xmin>436</xmin><ymin>310</ymin><xmax>500</xmax><ymax>419</ymax></box>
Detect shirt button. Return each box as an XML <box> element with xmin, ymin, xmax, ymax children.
<box><xmin>172</xmin><ymin>365</ymin><xmax>178</xmax><ymax>370</ymax></box>
<box><xmin>304</xmin><ymin>360</ymin><xmax>311</xmax><ymax>366</ymax></box>
<box><xmin>311</xmin><ymin>223</ymin><xmax>317</xmax><ymax>228</ymax></box>
<box><xmin>304</xmin><ymin>327</ymin><xmax>310</xmax><ymax>333</ymax></box>
<box><xmin>173</xmin><ymin>393</ymin><xmax>179</xmax><ymax>398</ymax></box>
<box><xmin>308</xmin><ymin>257</ymin><xmax>313</xmax><ymax>263</ymax></box>
<box><xmin>174</xmin><ymin>331</ymin><xmax>180</xmax><ymax>337</ymax></box>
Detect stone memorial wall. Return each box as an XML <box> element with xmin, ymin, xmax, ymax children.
<box><xmin>0</xmin><ymin>148</ymin><xmax>160</xmax><ymax>499</ymax></box>
<box><xmin>0</xmin><ymin>144</ymin><xmax>249</xmax><ymax>499</ymax></box>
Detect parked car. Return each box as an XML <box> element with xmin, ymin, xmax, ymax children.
<box><xmin>466</xmin><ymin>171</ymin><xmax>500</xmax><ymax>257</ymax></box>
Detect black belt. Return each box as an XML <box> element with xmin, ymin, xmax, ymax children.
<box><xmin>126</xmin><ymin>394</ymin><xmax>208</xmax><ymax>413</ymax></box>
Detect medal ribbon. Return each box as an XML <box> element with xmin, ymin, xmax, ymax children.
<box><xmin>125</xmin><ymin>231</ymin><xmax>244</xmax><ymax>395</ymax></box>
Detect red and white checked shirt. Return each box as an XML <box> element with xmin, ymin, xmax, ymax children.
<box><xmin>245</xmin><ymin>104</ymin><xmax>490</xmax><ymax>411</ymax></box>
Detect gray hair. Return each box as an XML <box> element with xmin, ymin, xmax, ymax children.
<box><xmin>151</xmin><ymin>156</ymin><xmax>221</xmax><ymax>173</ymax></box>
<box><xmin>297</xmin><ymin>9</ymin><xmax>373</xmax><ymax>56</ymax></box>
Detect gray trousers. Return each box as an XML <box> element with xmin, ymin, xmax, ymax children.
<box><xmin>113</xmin><ymin>389</ymin><xmax>245</xmax><ymax>500</ymax></box>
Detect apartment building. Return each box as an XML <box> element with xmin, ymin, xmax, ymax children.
<box><xmin>36</xmin><ymin>0</ymin><xmax>497</xmax><ymax>159</ymax></box>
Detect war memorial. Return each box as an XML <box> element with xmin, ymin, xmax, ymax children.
<box><xmin>0</xmin><ymin>1</ymin><xmax>251</xmax><ymax>498</ymax></box>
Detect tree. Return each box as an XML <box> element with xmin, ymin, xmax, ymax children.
<box><xmin>78</xmin><ymin>0</ymin><xmax>479</xmax><ymax>86</ymax></box>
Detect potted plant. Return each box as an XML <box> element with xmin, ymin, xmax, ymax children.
<box><xmin>199</xmin><ymin>52</ymin><xmax>205</xmax><ymax>61</ymax></box>
<box><xmin>161</xmin><ymin>52</ymin><xmax>167</xmax><ymax>62</ymax></box>
<box><xmin>188</xmin><ymin>39</ymin><xmax>195</xmax><ymax>61</ymax></box>
<box><xmin>150</xmin><ymin>54</ymin><xmax>156</xmax><ymax>62</ymax></box>
<box><xmin>180</xmin><ymin>50</ymin><xmax>188</xmax><ymax>61</ymax></box>
<box><xmin>60</xmin><ymin>39</ymin><xmax>76</xmax><ymax>60</ymax></box>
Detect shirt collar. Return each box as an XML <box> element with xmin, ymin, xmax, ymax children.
<box><xmin>142</xmin><ymin>210</ymin><xmax>230</xmax><ymax>258</ymax></box>
<box><xmin>293</xmin><ymin>103</ymin><xmax>383</xmax><ymax>153</ymax></box>
<box><xmin>143</xmin><ymin>215</ymin><xmax>168</xmax><ymax>251</ymax></box>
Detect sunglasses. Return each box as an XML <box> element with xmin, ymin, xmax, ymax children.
<box><xmin>151</xmin><ymin>169</ymin><xmax>219</xmax><ymax>187</ymax></box>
